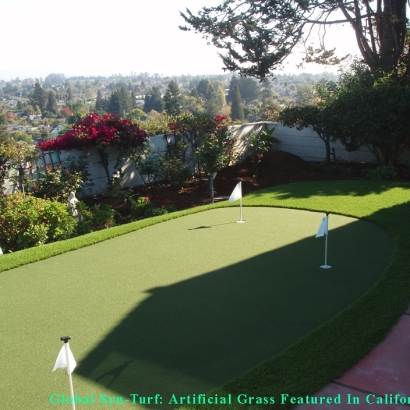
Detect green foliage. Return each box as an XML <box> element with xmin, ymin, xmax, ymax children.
<box><xmin>364</xmin><ymin>162</ymin><xmax>397</xmax><ymax>180</ymax></box>
<box><xmin>138</xmin><ymin>156</ymin><xmax>162</xmax><ymax>185</ymax></box>
<box><xmin>144</xmin><ymin>87</ymin><xmax>163</xmax><ymax>112</ymax></box>
<box><xmin>0</xmin><ymin>194</ymin><xmax>76</xmax><ymax>252</ymax></box>
<box><xmin>75</xmin><ymin>202</ymin><xmax>120</xmax><ymax>234</ymax></box>
<box><xmin>230</xmin><ymin>84</ymin><xmax>244</xmax><ymax>121</ymax></box>
<box><xmin>130</xmin><ymin>196</ymin><xmax>176</xmax><ymax>220</ymax></box>
<box><xmin>157</xmin><ymin>154</ymin><xmax>191</xmax><ymax>190</ymax></box>
<box><xmin>164</xmin><ymin>80</ymin><xmax>182</xmax><ymax>116</ymax></box>
<box><xmin>323</xmin><ymin>65</ymin><xmax>410</xmax><ymax>164</ymax></box>
<box><xmin>248</xmin><ymin>128</ymin><xmax>276</xmax><ymax>176</ymax></box>
<box><xmin>33</xmin><ymin>154</ymin><xmax>92</xmax><ymax>201</ymax></box>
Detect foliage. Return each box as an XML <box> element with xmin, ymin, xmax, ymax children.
<box><xmin>247</xmin><ymin>128</ymin><xmax>276</xmax><ymax>176</ymax></box>
<box><xmin>157</xmin><ymin>154</ymin><xmax>191</xmax><ymax>190</ymax></box>
<box><xmin>164</xmin><ymin>80</ymin><xmax>182</xmax><ymax>116</ymax></box>
<box><xmin>0</xmin><ymin>113</ymin><xmax>10</xmax><ymax>143</ymax></box>
<box><xmin>130</xmin><ymin>196</ymin><xmax>176</xmax><ymax>220</ymax></box>
<box><xmin>230</xmin><ymin>84</ymin><xmax>245</xmax><ymax>121</ymax></box>
<box><xmin>75</xmin><ymin>202</ymin><xmax>120</xmax><ymax>234</ymax></box>
<box><xmin>0</xmin><ymin>194</ymin><xmax>76</xmax><ymax>252</ymax></box>
<box><xmin>279</xmin><ymin>79</ymin><xmax>338</xmax><ymax>164</ymax></box>
<box><xmin>33</xmin><ymin>153</ymin><xmax>92</xmax><ymax>201</ymax></box>
<box><xmin>322</xmin><ymin>66</ymin><xmax>410</xmax><ymax>164</ymax></box>
<box><xmin>38</xmin><ymin>113</ymin><xmax>149</xmax><ymax>183</ymax></box>
<box><xmin>0</xmin><ymin>141</ymin><xmax>38</xmax><ymax>191</ymax></box>
<box><xmin>364</xmin><ymin>162</ymin><xmax>397</xmax><ymax>180</ymax></box>
<box><xmin>144</xmin><ymin>87</ymin><xmax>163</xmax><ymax>112</ymax></box>
<box><xmin>168</xmin><ymin>112</ymin><xmax>234</xmax><ymax>174</ymax></box>
<box><xmin>180</xmin><ymin>1</ymin><xmax>408</xmax><ymax>78</ymax></box>
<box><xmin>137</xmin><ymin>156</ymin><xmax>162</xmax><ymax>185</ymax></box>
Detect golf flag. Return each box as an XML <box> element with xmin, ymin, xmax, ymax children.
<box><xmin>315</xmin><ymin>216</ymin><xmax>328</xmax><ymax>238</ymax></box>
<box><xmin>229</xmin><ymin>181</ymin><xmax>242</xmax><ymax>203</ymax></box>
<box><xmin>53</xmin><ymin>343</ymin><xmax>76</xmax><ymax>373</ymax></box>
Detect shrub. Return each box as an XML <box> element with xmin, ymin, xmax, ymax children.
<box><xmin>75</xmin><ymin>202</ymin><xmax>120</xmax><ymax>234</ymax></box>
<box><xmin>130</xmin><ymin>196</ymin><xmax>176</xmax><ymax>220</ymax></box>
<box><xmin>0</xmin><ymin>194</ymin><xmax>76</xmax><ymax>252</ymax></box>
<box><xmin>364</xmin><ymin>162</ymin><xmax>397</xmax><ymax>180</ymax></box>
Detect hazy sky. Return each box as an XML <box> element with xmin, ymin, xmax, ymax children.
<box><xmin>1</xmin><ymin>0</ymin><xmax>360</xmax><ymax>81</ymax></box>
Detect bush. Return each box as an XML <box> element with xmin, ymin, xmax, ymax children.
<box><xmin>0</xmin><ymin>194</ymin><xmax>76</xmax><ymax>252</ymax></box>
<box><xmin>364</xmin><ymin>162</ymin><xmax>397</xmax><ymax>180</ymax></box>
<box><xmin>76</xmin><ymin>203</ymin><xmax>120</xmax><ymax>234</ymax></box>
<box><xmin>130</xmin><ymin>196</ymin><xmax>175</xmax><ymax>220</ymax></box>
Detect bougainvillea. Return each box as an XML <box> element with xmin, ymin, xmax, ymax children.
<box><xmin>38</xmin><ymin>113</ymin><xmax>148</xmax><ymax>152</ymax></box>
<box><xmin>38</xmin><ymin>113</ymin><xmax>149</xmax><ymax>183</ymax></box>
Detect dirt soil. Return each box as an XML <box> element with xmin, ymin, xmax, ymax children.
<box><xmin>129</xmin><ymin>151</ymin><xmax>358</xmax><ymax>212</ymax></box>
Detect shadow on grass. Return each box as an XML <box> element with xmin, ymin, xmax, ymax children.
<box><xmin>248</xmin><ymin>180</ymin><xmax>410</xmax><ymax>200</ymax></box>
<box><xmin>75</xmin><ymin>216</ymin><xmax>392</xmax><ymax>408</ymax></box>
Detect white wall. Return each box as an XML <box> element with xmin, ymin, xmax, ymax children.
<box><xmin>5</xmin><ymin>122</ymin><xmax>410</xmax><ymax>196</ymax></box>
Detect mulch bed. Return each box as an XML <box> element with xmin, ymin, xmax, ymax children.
<box><xmin>126</xmin><ymin>151</ymin><xmax>351</xmax><ymax>212</ymax></box>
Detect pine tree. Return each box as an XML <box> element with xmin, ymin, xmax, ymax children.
<box><xmin>107</xmin><ymin>90</ymin><xmax>121</xmax><ymax>115</ymax></box>
<box><xmin>143</xmin><ymin>87</ymin><xmax>163</xmax><ymax>113</ymax></box>
<box><xmin>119</xmin><ymin>86</ymin><xmax>132</xmax><ymax>115</ymax></box>
<box><xmin>130</xmin><ymin>90</ymin><xmax>137</xmax><ymax>109</ymax></box>
<box><xmin>29</xmin><ymin>82</ymin><xmax>47</xmax><ymax>113</ymax></box>
<box><xmin>66</xmin><ymin>83</ymin><xmax>74</xmax><ymax>102</ymax></box>
<box><xmin>164</xmin><ymin>80</ymin><xmax>182</xmax><ymax>116</ymax></box>
<box><xmin>46</xmin><ymin>90</ymin><xmax>58</xmax><ymax>114</ymax></box>
<box><xmin>227</xmin><ymin>75</ymin><xmax>239</xmax><ymax>103</ymax></box>
<box><xmin>0</xmin><ymin>113</ymin><xmax>9</xmax><ymax>143</ymax></box>
<box><xmin>205</xmin><ymin>84</ymin><xmax>222</xmax><ymax>117</ymax></box>
<box><xmin>231</xmin><ymin>84</ymin><xmax>245</xmax><ymax>121</ymax></box>
<box><xmin>95</xmin><ymin>90</ymin><xmax>106</xmax><ymax>112</ymax></box>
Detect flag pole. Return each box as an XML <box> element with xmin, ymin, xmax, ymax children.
<box><xmin>237</xmin><ymin>180</ymin><xmax>245</xmax><ymax>223</ymax></box>
<box><xmin>61</xmin><ymin>336</ymin><xmax>76</xmax><ymax>410</ymax></box>
<box><xmin>321</xmin><ymin>213</ymin><xmax>331</xmax><ymax>269</ymax></box>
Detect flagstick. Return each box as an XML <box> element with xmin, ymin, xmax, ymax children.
<box><xmin>61</xmin><ymin>336</ymin><xmax>76</xmax><ymax>410</ymax></box>
<box><xmin>320</xmin><ymin>213</ymin><xmax>331</xmax><ymax>269</ymax></box>
<box><xmin>237</xmin><ymin>181</ymin><xmax>245</xmax><ymax>223</ymax></box>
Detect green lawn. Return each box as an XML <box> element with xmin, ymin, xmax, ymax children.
<box><xmin>0</xmin><ymin>180</ymin><xmax>409</xmax><ymax>410</ymax></box>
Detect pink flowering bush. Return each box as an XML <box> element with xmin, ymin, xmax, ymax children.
<box><xmin>38</xmin><ymin>113</ymin><xmax>149</xmax><ymax>184</ymax></box>
<box><xmin>38</xmin><ymin>113</ymin><xmax>148</xmax><ymax>152</ymax></box>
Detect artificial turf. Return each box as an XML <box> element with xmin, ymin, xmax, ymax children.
<box><xmin>0</xmin><ymin>180</ymin><xmax>408</xmax><ymax>410</ymax></box>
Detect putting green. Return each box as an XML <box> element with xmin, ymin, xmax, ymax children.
<box><xmin>0</xmin><ymin>207</ymin><xmax>392</xmax><ymax>409</ymax></box>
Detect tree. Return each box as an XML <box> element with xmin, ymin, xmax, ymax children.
<box><xmin>95</xmin><ymin>90</ymin><xmax>106</xmax><ymax>112</ymax></box>
<box><xmin>322</xmin><ymin>67</ymin><xmax>410</xmax><ymax>165</ymax></box>
<box><xmin>231</xmin><ymin>84</ymin><xmax>245</xmax><ymax>121</ymax></box>
<box><xmin>279</xmin><ymin>80</ymin><xmax>338</xmax><ymax>165</ymax></box>
<box><xmin>66</xmin><ymin>83</ymin><xmax>74</xmax><ymax>102</ymax></box>
<box><xmin>107</xmin><ymin>90</ymin><xmax>121</xmax><ymax>115</ymax></box>
<box><xmin>29</xmin><ymin>82</ymin><xmax>47</xmax><ymax>113</ymax></box>
<box><xmin>227</xmin><ymin>75</ymin><xmax>240</xmax><ymax>103</ymax></box>
<box><xmin>163</xmin><ymin>80</ymin><xmax>182</xmax><ymax>116</ymax></box>
<box><xmin>180</xmin><ymin>1</ymin><xmax>409</xmax><ymax>78</ymax></box>
<box><xmin>144</xmin><ymin>87</ymin><xmax>163</xmax><ymax>113</ymax></box>
<box><xmin>0</xmin><ymin>113</ymin><xmax>9</xmax><ymax>143</ymax></box>
<box><xmin>205</xmin><ymin>84</ymin><xmax>222</xmax><ymax>117</ymax></box>
<box><xmin>119</xmin><ymin>86</ymin><xmax>132</xmax><ymax>115</ymax></box>
<box><xmin>46</xmin><ymin>90</ymin><xmax>58</xmax><ymax>115</ymax></box>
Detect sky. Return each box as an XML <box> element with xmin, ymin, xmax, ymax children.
<box><xmin>1</xmin><ymin>0</ymin><xmax>360</xmax><ymax>81</ymax></box>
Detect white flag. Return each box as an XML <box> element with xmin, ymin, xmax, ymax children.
<box><xmin>0</xmin><ymin>247</ymin><xmax>3</xmax><ymax>255</ymax></box>
<box><xmin>229</xmin><ymin>181</ymin><xmax>242</xmax><ymax>203</ymax></box>
<box><xmin>53</xmin><ymin>343</ymin><xmax>76</xmax><ymax>373</ymax></box>
<box><xmin>316</xmin><ymin>216</ymin><xmax>328</xmax><ymax>238</ymax></box>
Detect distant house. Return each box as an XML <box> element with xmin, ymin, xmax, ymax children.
<box><xmin>28</xmin><ymin>114</ymin><xmax>42</xmax><ymax>122</ymax></box>
<box><xmin>50</xmin><ymin>125</ymin><xmax>65</xmax><ymax>137</ymax></box>
<box><xmin>8</xmin><ymin>99</ymin><xmax>18</xmax><ymax>107</ymax></box>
